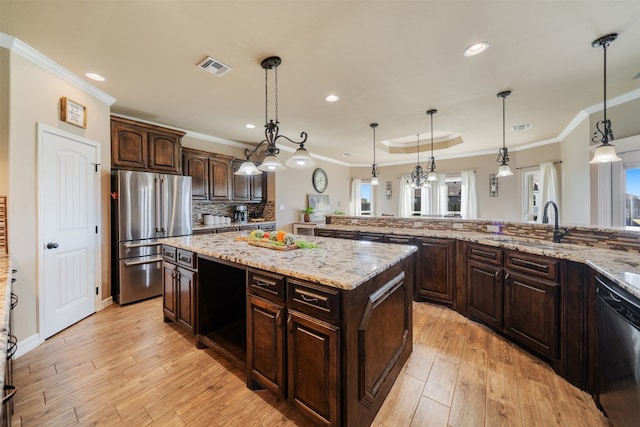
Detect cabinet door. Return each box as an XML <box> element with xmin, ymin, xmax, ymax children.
<box><xmin>250</xmin><ymin>173</ymin><xmax>265</xmax><ymax>202</ymax></box>
<box><xmin>111</xmin><ymin>121</ymin><xmax>148</xmax><ymax>170</ymax></box>
<box><xmin>287</xmin><ymin>310</ymin><xmax>340</xmax><ymax>427</ymax></box>
<box><xmin>210</xmin><ymin>157</ymin><xmax>231</xmax><ymax>200</ymax></box>
<box><xmin>177</xmin><ymin>267</ymin><xmax>196</xmax><ymax>334</ymax></box>
<box><xmin>148</xmin><ymin>132</ymin><xmax>181</xmax><ymax>173</ymax></box>
<box><xmin>247</xmin><ymin>294</ymin><xmax>285</xmax><ymax>398</ymax></box>
<box><xmin>504</xmin><ymin>271</ymin><xmax>559</xmax><ymax>360</ymax></box>
<box><xmin>162</xmin><ymin>262</ymin><xmax>177</xmax><ymax>321</ymax></box>
<box><xmin>415</xmin><ymin>237</ymin><xmax>455</xmax><ymax>304</ymax></box>
<box><xmin>232</xmin><ymin>161</ymin><xmax>251</xmax><ymax>201</ymax></box>
<box><xmin>183</xmin><ymin>151</ymin><xmax>209</xmax><ymax>200</ymax></box>
<box><xmin>467</xmin><ymin>260</ymin><xmax>503</xmax><ymax>328</ymax></box>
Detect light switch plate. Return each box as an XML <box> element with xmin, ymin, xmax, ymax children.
<box><xmin>453</xmin><ymin>223</ymin><xmax>464</xmax><ymax>230</ymax></box>
<box><xmin>486</xmin><ymin>225</ymin><xmax>500</xmax><ymax>233</ymax></box>
<box><xmin>413</xmin><ymin>221</ymin><xmax>422</xmax><ymax>228</ymax></box>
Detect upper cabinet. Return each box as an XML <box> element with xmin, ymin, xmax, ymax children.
<box><xmin>183</xmin><ymin>148</ymin><xmax>232</xmax><ymax>201</ymax></box>
<box><xmin>111</xmin><ymin>116</ymin><xmax>184</xmax><ymax>174</ymax></box>
<box><xmin>232</xmin><ymin>160</ymin><xmax>265</xmax><ymax>203</ymax></box>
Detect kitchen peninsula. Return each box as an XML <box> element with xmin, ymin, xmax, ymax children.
<box><xmin>160</xmin><ymin>232</ymin><xmax>417</xmax><ymax>427</ymax></box>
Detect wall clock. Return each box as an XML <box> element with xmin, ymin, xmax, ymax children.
<box><xmin>312</xmin><ymin>168</ymin><xmax>328</xmax><ymax>193</ymax></box>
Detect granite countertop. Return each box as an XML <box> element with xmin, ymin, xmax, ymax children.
<box><xmin>193</xmin><ymin>221</ymin><xmax>276</xmax><ymax>232</ymax></box>
<box><xmin>0</xmin><ymin>255</ymin><xmax>13</xmax><ymax>410</ymax></box>
<box><xmin>161</xmin><ymin>232</ymin><xmax>417</xmax><ymax>291</ymax></box>
<box><xmin>322</xmin><ymin>224</ymin><xmax>640</xmax><ymax>300</ymax></box>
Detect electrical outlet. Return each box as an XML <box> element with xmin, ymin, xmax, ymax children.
<box><xmin>351</xmin><ymin>219</ymin><xmax>358</xmax><ymax>224</ymax></box>
<box><xmin>413</xmin><ymin>221</ymin><xmax>422</xmax><ymax>228</ymax></box>
<box><xmin>453</xmin><ymin>223</ymin><xmax>463</xmax><ymax>230</ymax></box>
<box><xmin>486</xmin><ymin>225</ymin><xmax>500</xmax><ymax>233</ymax></box>
<box><xmin>279</xmin><ymin>204</ymin><xmax>285</xmax><ymax>210</ymax></box>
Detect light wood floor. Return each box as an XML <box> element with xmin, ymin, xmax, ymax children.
<box><xmin>11</xmin><ymin>298</ymin><xmax>610</xmax><ymax>426</ymax></box>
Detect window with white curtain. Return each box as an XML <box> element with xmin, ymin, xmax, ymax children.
<box><xmin>360</xmin><ymin>181</ymin><xmax>373</xmax><ymax>215</ymax></box>
<box><xmin>399</xmin><ymin>171</ymin><xmax>476</xmax><ymax>218</ymax></box>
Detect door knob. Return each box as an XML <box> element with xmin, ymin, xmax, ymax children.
<box><xmin>46</xmin><ymin>242</ymin><xmax>59</xmax><ymax>249</ymax></box>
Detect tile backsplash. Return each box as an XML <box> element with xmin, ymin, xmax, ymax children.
<box><xmin>192</xmin><ymin>201</ymin><xmax>271</xmax><ymax>224</ymax></box>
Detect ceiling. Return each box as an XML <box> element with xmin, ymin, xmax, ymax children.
<box><xmin>2</xmin><ymin>1</ymin><xmax>640</xmax><ymax>167</ymax></box>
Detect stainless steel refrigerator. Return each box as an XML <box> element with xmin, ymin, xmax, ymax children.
<box><xmin>111</xmin><ymin>170</ymin><xmax>192</xmax><ymax>304</ymax></box>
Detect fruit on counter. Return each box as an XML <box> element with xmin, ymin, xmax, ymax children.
<box><xmin>248</xmin><ymin>229</ymin><xmax>318</xmax><ymax>249</ymax></box>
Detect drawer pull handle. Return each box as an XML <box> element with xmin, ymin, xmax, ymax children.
<box><xmin>511</xmin><ymin>258</ymin><xmax>548</xmax><ymax>272</ymax></box>
<box><xmin>472</xmin><ymin>249</ymin><xmax>496</xmax><ymax>259</ymax></box>
<box><xmin>124</xmin><ymin>257</ymin><xmax>163</xmax><ymax>267</ymax></box>
<box><xmin>125</xmin><ymin>242</ymin><xmax>161</xmax><ymax>249</ymax></box>
<box><xmin>178</xmin><ymin>255</ymin><xmax>192</xmax><ymax>263</ymax></box>
<box><xmin>299</xmin><ymin>294</ymin><xmax>320</xmax><ymax>303</ymax></box>
<box><xmin>255</xmin><ymin>280</ymin><xmax>273</xmax><ymax>288</ymax></box>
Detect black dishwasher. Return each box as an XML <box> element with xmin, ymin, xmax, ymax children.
<box><xmin>595</xmin><ymin>274</ymin><xmax>640</xmax><ymax>427</ymax></box>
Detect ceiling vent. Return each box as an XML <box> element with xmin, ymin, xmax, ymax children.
<box><xmin>196</xmin><ymin>56</ymin><xmax>231</xmax><ymax>76</ymax></box>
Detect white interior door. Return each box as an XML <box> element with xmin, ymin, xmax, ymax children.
<box><xmin>38</xmin><ymin>124</ymin><xmax>100</xmax><ymax>339</ymax></box>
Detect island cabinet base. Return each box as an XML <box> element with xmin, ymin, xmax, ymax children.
<box><xmin>194</xmin><ymin>252</ymin><xmax>414</xmax><ymax>427</ymax></box>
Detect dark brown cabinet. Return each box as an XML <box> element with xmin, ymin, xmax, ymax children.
<box><xmin>504</xmin><ymin>251</ymin><xmax>560</xmax><ymax>360</ymax></box>
<box><xmin>182</xmin><ymin>148</ymin><xmax>231</xmax><ymax>201</ymax></box>
<box><xmin>415</xmin><ymin>237</ymin><xmax>455</xmax><ymax>305</ymax></box>
<box><xmin>287</xmin><ymin>310</ymin><xmax>340</xmax><ymax>427</ymax></box>
<box><xmin>232</xmin><ymin>160</ymin><xmax>265</xmax><ymax>202</ymax></box>
<box><xmin>247</xmin><ymin>269</ymin><xmax>286</xmax><ymax>398</ymax></box>
<box><xmin>162</xmin><ymin>246</ymin><xmax>197</xmax><ymax>334</ymax></box>
<box><xmin>111</xmin><ymin>116</ymin><xmax>184</xmax><ymax>174</ymax></box>
<box><xmin>467</xmin><ymin>244</ymin><xmax>504</xmax><ymax>329</ymax></box>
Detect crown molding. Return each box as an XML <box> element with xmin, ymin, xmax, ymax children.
<box><xmin>0</xmin><ymin>33</ymin><xmax>116</xmax><ymax>106</ymax></box>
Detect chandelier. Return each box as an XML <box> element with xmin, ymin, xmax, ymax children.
<box><xmin>406</xmin><ymin>133</ymin><xmax>428</xmax><ymax>188</ymax></box>
<box><xmin>589</xmin><ymin>33</ymin><xmax>621</xmax><ymax>164</ymax></box>
<box><xmin>426</xmin><ymin>109</ymin><xmax>438</xmax><ymax>181</ymax></box>
<box><xmin>370</xmin><ymin>123</ymin><xmax>380</xmax><ymax>186</ymax></box>
<box><xmin>496</xmin><ymin>90</ymin><xmax>514</xmax><ymax>177</ymax></box>
<box><xmin>235</xmin><ymin>56</ymin><xmax>314</xmax><ymax>176</ymax></box>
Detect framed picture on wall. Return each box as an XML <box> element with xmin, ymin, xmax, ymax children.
<box><xmin>60</xmin><ymin>97</ymin><xmax>87</xmax><ymax>128</ymax></box>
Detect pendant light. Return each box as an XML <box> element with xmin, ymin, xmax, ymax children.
<box><xmin>496</xmin><ymin>90</ymin><xmax>514</xmax><ymax>177</ymax></box>
<box><xmin>406</xmin><ymin>134</ymin><xmax>427</xmax><ymax>188</ymax></box>
<box><xmin>426</xmin><ymin>109</ymin><xmax>438</xmax><ymax>181</ymax></box>
<box><xmin>589</xmin><ymin>33</ymin><xmax>621</xmax><ymax>164</ymax></box>
<box><xmin>370</xmin><ymin>123</ymin><xmax>380</xmax><ymax>186</ymax></box>
<box><xmin>235</xmin><ymin>56</ymin><xmax>314</xmax><ymax>175</ymax></box>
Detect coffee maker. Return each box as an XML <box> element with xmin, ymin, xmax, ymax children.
<box><xmin>234</xmin><ymin>205</ymin><xmax>247</xmax><ymax>223</ymax></box>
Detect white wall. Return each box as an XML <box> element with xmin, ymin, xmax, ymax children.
<box><xmin>2</xmin><ymin>47</ymin><xmax>112</xmax><ymax>344</ymax></box>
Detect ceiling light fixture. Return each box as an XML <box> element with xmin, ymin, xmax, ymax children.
<box><xmin>426</xmin><ymin>109</ymin><xmax>438</xmax><ymax>182</ymax></box>
<box><xmin>325</xmin><ymin>94</ymin><xmax>340</xmax><ymax>102</ymax></box>
<box><xmin>406</xmin><ymin>133</ymin><xmax>428</xmax><ymax>188</ymax></box>
<box><xmin>589</xmin><ymin>33</ymin><xmax>621</xmax><ymax>164</ymax></box>
<box><xmin>85</xmin><ymin>72</ymin><xmax>105</xmax><ymax>82</ymax></box>
<box><xmin>245</xmin><ymin>123</ymin><xmax>256</xmax><ymax>129</ymax></box>
<box><xmin>496</xmin><ymin>90</ymin><xmax>514</xmax><ymax>177</ymax></box>
<box><xmin>370</xmin><ymin>123</ymin><xmax>380</xmax><ymax>186</ymax></box>
<box><xmin>235</xmin><ymin>56</ymin><xmax>314</xmax><ymax>175</ymax></box>
<box><xmin>464</xmin><ymin>42</ymin><xmax>489</xmax><ymax>57</ymax></box>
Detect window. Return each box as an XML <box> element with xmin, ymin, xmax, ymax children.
<box><xmin>522</xmin><ymin>170</ymin><xmax>541</xmax><ymax>222</ymax></box>
<box><xmin>360</xmin><ymin>182</ymin><xmax>372</xmax><ymax>215</ymax></box>
<box><xmin>625</xmin><ymin>167</ymin><xmax>640</xmax><ymax>227</ymax></box>
<box><xmin>445</xmin><ymin>175</ymin><xmax>461</xmax><ymax>216</ymax></box>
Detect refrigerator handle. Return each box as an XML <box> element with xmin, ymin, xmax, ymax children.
<box><xmin>159</xmin><ymin>176</ymin><xmax>166</xmax><ymax>234</ymax></box>
<box><xmin>155</xmin><ymin>177</ymin><xmax>162</xmax><ymax>234</ymax></box>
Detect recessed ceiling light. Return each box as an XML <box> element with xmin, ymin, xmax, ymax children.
<box><xmin>85</xmin><ymin>72</ymin><xmax>105</xmax><ymax>82</ymax></box>
<box><xmin>341</xmin><ymin>152</ymin><xmax>352</xmax><ymax>157</ymax></box>
<box><xmin>511</xmin><ymin>123</ymin><xmax>534</xmax><ymax>131</ymax></box>
<box><xmin>463</xmin><ymin>42</ymin><xmax>490</xmax><ymax>57</ymax></box>
<box><xmin>325</xmin><ymin>94</ymin><xmax>340</xmax><ymax>102</ymax></box>
<box><xmin>245</xmin><ymin>124</ymin><xmax>256</xmax><ymax>129</ymax></box>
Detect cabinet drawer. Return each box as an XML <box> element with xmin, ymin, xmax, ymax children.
<box><xmin>505</xmin><ymin>250</ymin><xmax>559</xmax><ymax>281</ymax></box>
<box><xmin>177</xmin><ymin>249</ymin><xmax>197</xmax><ymax>269</ymax></box>
<box><xmin>384</xmin><ymin>235</ymin><xmax>415</xmax><ymax>245</ymax></box>
<box><xmin>162</xmin><ymin>245</ymin><xmax>176</xmax><ymax>262</ymax></box>
<box><xmin>248</xmin><ymin>269</ymin><xmax>285</xmax><ymax>303</ymax></box>
<box><xmin>359</xmin><ymin>232</ymin><xmax>384</xmax><ymax>242</ymax></box>
<box><xmin>315</xmin><ymin>229</ymin><xmax>334</xmax><ymax>238</ymax></box>
<box><xmin>467</xmin><ymin>244</ymin><xmax>502</xmax><ymax>265</ymax></box>
<box><xmin>335</xmin><ymin>231</ymin><xmax>357</xmax><ymax>240</ymax></box>
<box><xmin>288</xmin><ymin>279</ymin><xmax>340</xmax><ymax>324</ymax></box>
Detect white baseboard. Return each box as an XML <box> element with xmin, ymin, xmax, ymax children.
<box><xmin>14</xmin><ymin>333</ymin><xmax>40</xmax><ymax>359</ymax></box>
<box><xmin>99</xmin><ymin>296</ymin><xmax>113</xmax><ymax>311</ymax></box>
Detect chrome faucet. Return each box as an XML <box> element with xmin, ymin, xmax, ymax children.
<box><xmin>542</xmin><ymin>201</ymin><xmax>568</xmax><ymax>243</ymax></box>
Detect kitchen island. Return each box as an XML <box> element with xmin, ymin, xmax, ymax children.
<box><xmin>161</xmin><ymin>232</ymin><xmax>417</xmax><ymax>427</ymax></box>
